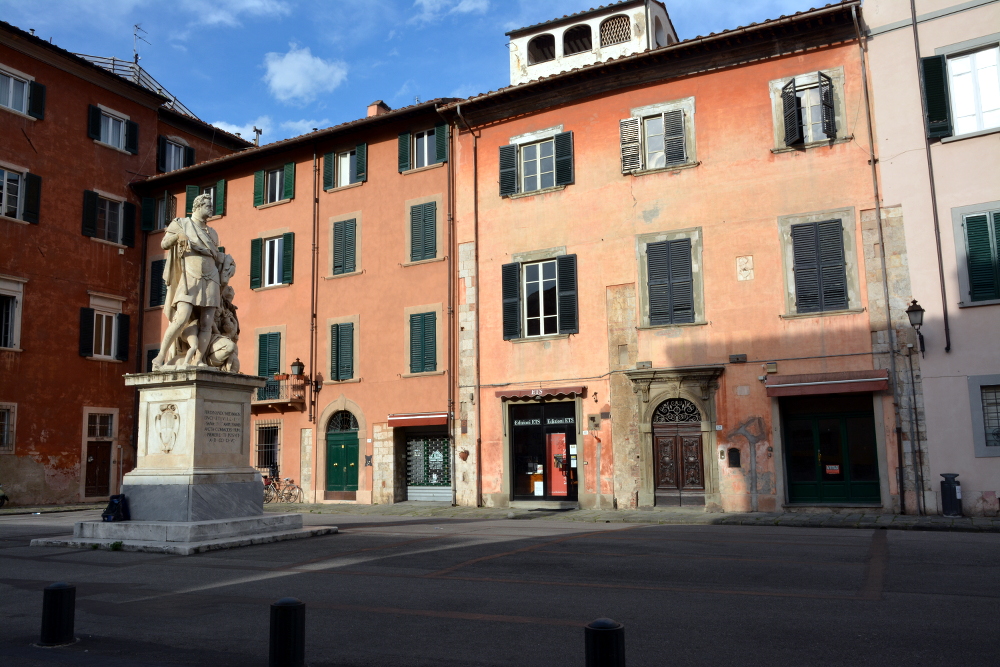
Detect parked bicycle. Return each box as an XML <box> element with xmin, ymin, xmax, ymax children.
<box><xmin>262</xmin><ymin>475</ymin><xmax>303</xmax><ymax>504</ymax></box>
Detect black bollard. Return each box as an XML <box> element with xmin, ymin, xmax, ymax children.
<box><xmin>39</xmin><ymin>582</ymin><xmax>75</xmax><ymax>646</ymax></box>
<box><xmin>585</xmin><ymin>618</ymin><xmax>625</xmax><ymax>667</ymax></box>
<box><xmin>269</xmin><ymin>597</ymin><xmax>305</xmax><ymax>667</ymax></box>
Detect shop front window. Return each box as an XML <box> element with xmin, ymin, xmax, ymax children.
<box><xmin>510</xmin><ymin>402</ymin><xmax>578</xmax><ymax>501</ymax></box>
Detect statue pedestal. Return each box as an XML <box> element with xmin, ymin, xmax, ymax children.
<box><xmin>32</xmin><ymin>369</ymin><xmax>335</xmax><ymax>555</ymax></box>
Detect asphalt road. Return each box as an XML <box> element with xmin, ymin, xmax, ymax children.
<box><xmin>1</xmin><ymin>510</ymin><xmax>998</xmax><ymax>666</ymax></box>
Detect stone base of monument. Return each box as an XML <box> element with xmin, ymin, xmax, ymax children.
<box><xmin>30</xmin><ymin>514</ymin><xmax>336</xmax><ymax>555</ymax></box>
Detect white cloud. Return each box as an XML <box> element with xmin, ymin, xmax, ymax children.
<box><xmin>279</xmin><ymin>119</ymin><xmax>331</xmax><ymax>136</ymax></box>
<box><xmin>178</xmin><ymin>0</ymin><xmax>291</xmax><ymax>27</ymax></box>
<box><xmin>263</xmin><ymin>44</ymin><xmax>348</xmax><ymax>104</ymax></box>
<box><xmin>411</xmin><ymin>0</ymin><xmax>488</xmax><ymax>24</ymax></box>
<box><xmin>211</xmin><ymin>116</ymin><xmax>272</xmax><ymax>142</ymax></box>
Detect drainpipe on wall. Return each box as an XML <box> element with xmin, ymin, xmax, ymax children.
<box><xmin>438</xmin><ymin>107</ymin><xmax>456</xmax><ymax>507</ymax></box>
<box><xmin>309</xmin><ymin>146</ymin><xmax>319</xmax><ymax>424</ymax></box>
<box><xmin>852</xmin><ymin>6</ymin><xmax>907</xmax><ymax>514</ymax></box>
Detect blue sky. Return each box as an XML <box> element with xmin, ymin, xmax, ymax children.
<box><xmin>2</xmin><ymin>0</ymin><xmax>825</xmax><ymax>143</ymax></box>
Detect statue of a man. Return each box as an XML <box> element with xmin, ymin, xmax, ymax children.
<box><xmin>150</xmin><ymin>193</ymin><xmax>225</xmax><ymax>370</ymax></box>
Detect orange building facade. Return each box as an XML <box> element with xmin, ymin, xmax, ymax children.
<box><xmin>135</xmin><ymin>101</ymin><xmax>455</xmax><ymax>505</ymax></box>
<box><xmin>443</xmin><ymin>2</ymin><xmax>911</xmax><ymax>512</ymax></box>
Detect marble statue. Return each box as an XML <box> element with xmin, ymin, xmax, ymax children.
<box><xmin>150</xmin><ymin>193</ymin><xmax>240</xmax><ymax>372</ymax></box>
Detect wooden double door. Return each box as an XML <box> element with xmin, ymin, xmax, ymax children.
<box><xmin>326</xmin><ymin>432</ymin><xmax>359</xmax><ymax>493</ymax></box>
<box><xmin>653</xmin><ymin>423</ymin><xmax>705</xmax><ymax>506</ymax></box>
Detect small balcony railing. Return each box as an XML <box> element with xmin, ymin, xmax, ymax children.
<box><xmin>251</xmin><ymin>376</ymin><xmax>306</xmax><ymax>412</ymax></box>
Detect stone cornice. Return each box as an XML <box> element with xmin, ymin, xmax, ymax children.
<box><xmin>625</xmin><ymin>365</ymin><xmax>724</xmax><ymax>403</ymax></box>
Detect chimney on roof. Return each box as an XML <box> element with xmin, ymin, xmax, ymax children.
<box><xmin>367</xmin><ymin>100</ymin><xmax>391</xmax><ymax>117</ymax></box>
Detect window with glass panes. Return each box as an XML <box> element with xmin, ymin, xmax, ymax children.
<box><xmin>0</xmin><ymin>70</ymin><xmax>27</xmax><ymax>113</ymax></box>
<box><xmin>263</xmin><ymin>237</ymin><xmax>284</xmax><ymax>287</ymax></box>
<box><xmin>155</xmin><ymin>194</ymin><xmax>175</xmax><ymax>230</ymax></box>
<box><xmin>101</xmin><ymin>113</ymin><xmax>126</xmax><ymax>149</ymax></box>
<box><xmin>96</xmin><ymin>197</ymin><xmax>122</xmax><ymax>243</ymax></box>
<box><xmin>0</xmin><ymin>405</ymin><xmax>14</xmax><ymax>453</ymax></box>
<box><xmin>92</xmin><ymin>311</ymin><xmax>116</xmax><ymax>358</ymax></box>
<box><xmin>521</xmin><ymin>139</ymin><xmax>555</xmax><ymax>193</ymax></box>
<box><xmin>88</xmin><ymin>412</ymin><xmax>114</xmax><ymax>438</ymax></box>
<box><xmin>523</xmin><ymin>260</ymin><xmax>558</xmax><ymax>336</ymax></box>
<box><xmin>1</xmin><ymin>168</ymin><xmax>21</xmax><ymax>219</ymax></box>
<box><xmin>796</xmin><ymin>84</ymin><xmax>829</xmax><ymax>143</ymax></box>
<box><xmin>413</xmin><ymin>129</ymin><xmax>436</xmax><ymax>169</ymax></box>
<box><xmin>337</xmin><ymin>149</ymin><xmax>359</xmax><ymax>187</ymax></box>
<box><xmin>255</xmin><ymin>421</ymin><xmax>281</xmax><ymax>474</ymax></box>
<box><xmin>948</xmin><ymin>46</ymin><xmax>1000</xmax><ymax>136</ymax></box>
<box><xmin>982</xmin><ymin>385</ymin><xmax>1000</xmax><ymax>448</ymax></box>
<box><xmin>201</xmin><ymin>184</ymin><xmax>216</xmax><ymax>210</ymax></box>
<box><xmin>266</xmin><ymin>168</ymin><xmax>284</xmax><ymax>204</ymax></box>
<box><xmin>164</xmin><ymin>141</ymin><xmax>185</xmax><ymax>172</ymax></box>
<box><xmin>643</xmin><ymin>112</ymin><xmax>685</xmax><ymax>169</ymax></box>
<box><xmin>0</xmin><ymin>294</ymin><xmax>15</xmax><ymax>348</ymax></box>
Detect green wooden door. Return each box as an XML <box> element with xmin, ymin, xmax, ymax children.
<box><xmin>785</xmin><ymin>412</ymin><xmax>880</xmax><ymax>504</ymax></box>
<box><xmin>326</xmin><ymin>432</ymin><xmax>359</xmax><ymax>492</ymax></box>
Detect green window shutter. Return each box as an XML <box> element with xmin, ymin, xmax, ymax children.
<box><xmin>323</xmin><ymin>152</ymin><xmax>334</xmax><ymax>190</ymax></box>
<box><xmin>282</xmin><ymin>162</ymin><xmax>295</xmax><ymax>200</ymax></box>
<box><xmin>818</xmin><ymin>71</ymin><xmax>837</xmax><ymax>138</ymax></box>
<box><xmin>333</xmin><ymin>220</ymin><xmax>346</xmax><ymax>275</ymax></box>
<box><xmin>663</xmin><ymin>110</ymin><xmax>686</xmax><ymax>164</ymax></box>
<box><xmin>434</xmin><ymin>123</ymin><xmax>448</xmax><ymax>163</ymax></box>
<box><xmin>817</xmin><ymin>220</ymin><xmax>847</xmax><ymax>311</ymax></box>
<box><xmin>499</xmin><ymin>144</ymin><xmax>518</xmax><ymax>196</ymax></box>
<box><xmin>258</xmin><ymin>331</ymin><xmax>281</xmax><ymax>376</ymax></box>
<box><xmin>647</xmin><ymin>239</ymin><xmax>693</xmax><ymax>325</ymax></box>
<box><xmin>149</xmin><ymin>259</ymin><xmax>167</xmax><ymax>307</ymax></box>
<box><xmin>782</xmin><ymin>78</ymin><xmax>803</xmax><ymax>146</ymax></box>
<box><xmin>22</xmin><ymin>173</ymin><xmax>41</xmax><ymax>224</ymax></box>
<box><xmin>422</xmin><ymin>312</ymin><xmax>436</xmax><ymax>372</ymax></box>
<box><xmin>921</xmin><ymin>55</ymin><xmax>953</xmax><ymax>139</ymax></box>
<box><xmin>115</xmin><ymin>313</ymin><xmax>130</xmax><ymax>361</ymax></box>
<box><xmin>27</xmin><ymin>81</ymin><xmax>45</xmax><ymax>120</ymax></box>
<box><xmin>141</xmin><ymin>197</ymin><xmax>156</xmax><ymax>231</ymax></box>
<box><xmin>157</xmin><ymin>136</ymin><xmax>168</xmax><ymax>172</ymax></box>
<box><xmin>344</xmin><ymin>218</ymin><xmax>356</xmax><ymax>273</ymax></box>
<box><xmin>87</xmin><ymin>105</ymin><xmax>102</xmax><ymax>140</ymax></box>
<box><xmin>125</xmin><ymin>120</ymin><xmax>139</xmax><ymax>155</ymax></box>
<box><xmin>668</xmin><ymin>239</ymin><xmax>694</xmax><ymax>323</ymax></box>
<box><xmin>410</xmin><ymin>204</ymin><xmax>423</xmax><ymax>262</ymax></box>
<box><xmin>184</xmin><ymin>146</ymin><xmax>195</xmax><ymax>168</ymax></box>
<box><xmin>253</xmin><ymin>170</ymin><xmax>264</xmax><ymax>207</ymax></box>
<box><xmin>557</xmin><ymin>254</ymin><xmax>579</xmax><ymax>334</ymax></box>
<box><xmin>502</xmin><ymin>262</ymin><xmax>521</xmax><ymax>339</ymax></box>
<box><xmin>215</xmin><ymin>179</ymin><xmax>226</xmax><ymax>216</ymax></box>
<box><xmin>79</xmin><ymin>307</ymin><xmax>94</xmax><ymax>356</ymax></box>
<box><xmin>398</xmin><ymin>131</ymin><xmax>411</xmax><ymax>172</ymax></box>
<box><xmin>554</xmin><ymin>131</ymin><xmax>574</xmax><ymax>186</ymax></box>
<box><xmin>338</xmin><ymin>322</ymin><xmax>354</xmax><ymax>380</ymax></box>
<box><xmin>965</xmin><ymin>214</ymin><xmax>999</xmax><ymax>301</ymax></box>
<box><xmin>82</xmin><ymin>190</ymin><xmax>98</xmax><ymax>237</ymax></box>
<box><xmin>409</xmin><ymin>314</ymin><xmax>423</xmax><ymax>373</ymax></box>
<box><xmin>250</xmin><ymin>238</ymin><xmax>262</xmax><ymax>289</ymax></box>
<box><xmin>281</xmin><ymin>232</ymin><xmax>294</xmax><ymax>284</ymax></box>
<box><xmin>422</xmin><ymin>202</ymin><xmax>436</xmax><ymax>260</ymax></box>
<box><xmin>121</xmin><ymin>201</ymin><xmax>136</xmax><ymax>247</ymax></box>
<box><xmin>185</xmin><ymin>185</ymin><xmax>199</xmax><ymax>216</ymax></box>
<box><xmin>355</xmin><ymin>143</ymin><xmax>367</xmax><ymax>181</ymax></box>
<box><xmin>330</xmin><ymin>324</ymin><xmax>339</xmax><ymax>378</ymax></box>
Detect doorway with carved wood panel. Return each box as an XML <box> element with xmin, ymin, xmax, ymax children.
<box><xmin>652</xmin><ymin>398</ymin><xmax>705</xmax><ymax>506</ymax></box>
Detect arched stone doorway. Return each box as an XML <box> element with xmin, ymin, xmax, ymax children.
<box><xmin>652</xmin><ymin>398</ymin><xmax>705</xmax><ymax>506</ymax></box>
<box><xmin>326</xmin><ymin>410</ymin><xmax>359</xmax><ymax>498</ymax></box>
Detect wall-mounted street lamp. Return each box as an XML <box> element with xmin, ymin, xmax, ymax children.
<box><xmin>905</xmin><ymin>299</ymin><xmax>925</xmax><ymax>358</ymax></box>
<box><xmin>290</xmin><ymin>358</ymin><xmax>305</xmax><ymax>376</ymax></box>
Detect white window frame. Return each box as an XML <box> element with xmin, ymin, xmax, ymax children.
<box><xmin>413</xmin><ymin>129</ymin><xmax>436</xmax><ymax>169</ymax></box>
<box><xmin>0</xmin><ymin>402</ymin><xmax>16</xmax><ymax>454</ymax></box>
<box><xmin>626</xmin><ymin>97</ymin><xmax>697</xmax><ymax>173</ymax></box>
<box><xmin>92</xmin><ymin>311</ymin><xmax>117</xmax><ymax>359</ymax></box>
<box><xmin>100</xmin><ymin>111</ymin><xmax>127</xmax><ymax>150</ymax></box>
<box><xmin>769</xmin><ymin>67</ymin><xmax>845</xmax><ymax>150</ymax></box>
<box><xmin>522</xmin><ymin>259</ymin><xmax>559</xmax><ymax>337</ymax></box>
<box><xmin>0</xmin><ymin>68</ymin><xmax>29</xmax><ymax>114</ymax></box>
<box><xmin>96</xmin><ymin>195</ymin><xmax>123</xmax><ymax>244</ymax></box>
<box><xmin>336</xmin><ymin>149</ymin><xmax>359</xmax><ymax>187</ymax></box>
<box><xmin>263</xmin><ymin>236</ymin><xmax>284</xmax><ymax>287</ymax></box>
<box><xmin>0</xmin><ymin>167</ymin><xmax>23</xmax><ymax>220</ymax></box>
<box><xmin>200</xmin><ymin>184</ymin><xmax>217</xmax><ymax>212</ymax></box>
<box><xmin>0</xmin><ymin>275</ymin><xmax>26</xmax><ymax>350</ymax></box>
<box><xmin>88</xmin><ymin>292</ymin><xmax>123</xmax><ymax>360</ymax></box>
<box><xmin>266</xmin><ymin>168</ymin><xmax>284</xmax><ymax>204</ymax></box>
<box><xmin>164</xmin><ymin>140</ymin><xmax>186</xmax><ymax>172</ymax></box>
<box><xmin>80</xmin><ymin>406</ymin><xmax>120</xmax><ymax>498</ymax></box>
<box><xmin>520</xmin><ymin>138</ymin><xmax>556</xmax><ymax>194</ymax></box>
<box><xmin>947</xmin><ymin>45</ymin><xmax>1000</xmax><ymax>136</ymax></box>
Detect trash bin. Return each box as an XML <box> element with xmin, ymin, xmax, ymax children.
<box><xmin>940</xmin><ymin>473</ymin><xmax>962</xmax><ymax>517</ymax></box>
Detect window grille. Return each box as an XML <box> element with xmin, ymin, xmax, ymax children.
<box><xmin>652</xmin><ymin>399</ymin><xmax>701</xmax><ymax>423</ymax></box>
<box><xmin>255</xmin><ymin>420</ymin><xmax>281</xmax><ymax>475</ymax></box>
<box><xmin>406</xmin><ymin>437</ymin><xmax>450</xmax><ymax>486</ymax></box>
<box><xmin>0</xmin><ymin>406</ymin><xmax>13</xmax><ymax>453</ymax></box>
<box><xmin>327</xmin><ymin>411</ymin><xmax>359</xmax><ymax>433</ymax></box>
<box><xmin>982</xmin><ymin>386</ymin><xmax>1000</xmax><ymax>447</ymax></box>
<box><xmin>0</xmin><ymin>294</ymin><xmax>15</xmax><ymax>348</ymax></box>
<box><xmin>87</xmin><ymin>413</ymin><xmax>114</xmax><ymax>438</ymax></box>
<box><xmin>600</xmin><ymin>15</ymin><xmax>631</xmax><ymax>47</ymax></box>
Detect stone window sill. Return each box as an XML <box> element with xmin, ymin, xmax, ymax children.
<box><xmin>629</xmin><ymin>161</ymin><xmax>701</xmax><ymax>177</ymax></box>
<box><xmin>324</xmin><ymin>181</ymin><xmax>364</xmax><ymax>193</ymax></box>
<box><xmin>253</xmin><ymin>282</ymin><xmax>291</xmax><ymax>292</ymax></box>
<box><xmin>0</xmin><ymin>214</ymin><xmax>29</xmax><ymax>225</ymax></box>
<box><xmin>144</xmin><ymin>305</ymin><xmax>164</xmax><ymax>312</ymax></box>
<box><xmin>780</xmin><ymin>307</ymin><xmax>865</xmax><ymax>320</ymax></box>
<box><xmin>958</xmin><ymin>298</ymin><xmax>1000</xmax><ymax>308</ymax></box>
<box><xmin>324</xmin><ymin>270</ymin><xmax>363</xmax><ymax>280</ymax></box>
<box><xmin>638</xmin><ymin>321</ymin><xmax>709</xmax><ymax>330</ymax></box>
<box><xmin>507</xmin><ymin>185</ymin><xmax>566</xmax><ymax>200</ymax></box>
<box><xmin>402</xmin><ymin>369</ymin><xmax>445</xmax><ymax>378</ymax></box>
<box><xmin>0</xmin><ymin>347</ymin><xmax>23</xmax><ymax>353</ymax></box>
<box><xmin>0</xmin><ymin>105</ymin><xmax>36</xmax><ymax>122</ymax></box>
<box><xmin>771</xmin><ymin>135</ymin><xmax>854</xmax><ymax>154</ymax></box>
<box><xmin>324</xmin><ymin>378</ymin><xmax>361</xmax><ymax>385</ymax></box>
<box><xmin>256</xmin><ymin>198</ymin><xmax>292</xmax><ymax>210</ymax></box>
<box><xmin>87</xmin><ymin>356</ymin><xmax>123</xmax><ymax>363</ymax></box>
<box><xmin>511</xmin><ymin>334</ymin><xmax>570</xmax><ymax>344</ymax></box>
<box><xmin>402</xmin><ymin>162</ymin><xmax>445</xmax><ymax>176</ymax></box>
<box><xmin>402</xmin><ymin>256</ymin><xmax>446</xmax><ymax>267</ymax></box>
<box><xmin>941</xmin><ymin>127</ymin><xmax>1000</xmax><ymax>144</ymax></box>
<box><xmin>91</xmin><ymin>237</ymin><xmax>127</xmax><ymax>249</ymax></box>
<box><xmin>93</xmin><ymin>139</ymin><xmax>133</xmax><ymax>156</ymax></box>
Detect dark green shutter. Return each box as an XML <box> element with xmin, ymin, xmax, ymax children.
<box><xmin>22</xmin><ymin>173</ymin><xmax>41</xmax><ymax>224</ymax></box>
<box><xmin>338</xmin><ymin>322</ymin><xmax>354</xmax><ymax>380</ymax></box>
<box><xmin>281</xmin><ymin>232</ymin><xmax>294</xmax><ymax>284</ymax></box>
<box><xmin>782</xmin><ymin>78</ymin><xmax>803</xmax><ymax>145</ymax></box>
<box><xmin>818</xmin><ymin>71</ymin><xmax>837</xmax><ymax>138</ymax></box>
<box><xmin>434</xmin><ymin>123</ymin><xmax>448</xmax><ymax>163</ymax></box>
<box><xmin>125</xmin><ymin>120</ymin><xmax>139</xmax><ymax>155</ymax></box>
<box><xmin>87</xmin><ymin>105</ymin><xmax>101</xmax><ymax>140</ymax></box>
<box><xmin>82</xmin><ymin>190</ymin><xmax>98</xmax><ymax>237</ymax></box>
<box><xmin>253</xmin><ymin>170</ymin><xmax>265</xmax><ymax>207</ymax></box>
<box><xmin>27</xmin><ymin>81</ymin><xmax>45</xmax><ymax>120</ymax></box>
<box><xmin>121</xmin><ymin>201</ymin><xmax>136</xmax><ymax>248</ymax></box>
<box><xmin>422</xmin><ymin>202</ymin><xmax>436</xmax><ymax>260</ymax></box>
<box><xmin>409</xmin><ymin>314</ymin><xmax>423</xmax><ymax>373</ymax></box>
<box><xmin>502</xmin><ymin>262</ymin><xmax>521</xmax><ymax>339</ymax></box>
<box><xmin>818</xmin><ymin>220</ymin><xmax>848</xmax><ymax>310</ymax></box>
<box><xmin>323</xmin><ymin>151</ymin><xmax>335</xmax><ymax>190</ymax></box>
<box><xmin>157</xmin><ymin>136</ymin><xmax>168</xmax><ymax>172</ymax></box>
<box><xmin>344</xmin><ymin>219</ymin><xmax>356</xmax><ymax>273</ymax></box>
<box><xmin>250</xmin><ymin>238</ymin><xmax>262</xmax><ymax>289</ymax></box>
<box><xmin>921</xmin><ymin>55</ymin><xmax>953</xmax><ymax>139</ymax></box>
<box><xmin>333</xmin><ymin>220</ymin><xmax>345</xmax><ymax>274</ymax></box>
<box><xmin>554</xmin><ymin>131</ymin><xmax>574</xmax><ymax>186</ymax></box>
<box><xmin>258</xmin><ymin>332</ymin><xmax>281</xmax><ymax>376</ymax></box>
<box><xmin>185</xmin><ymin>185</ymin><xmax>199</xmax><ymax>216</ymax></box>
<box><xmin>146</xmin><ymin>348</ymin><xmax>159</xmax><ymax>372</ymax></box>
<box><xmin>149</xmin><ymin>259</ymin><xmax>167</xmax><ymax>307</ymax></box>
<box><xmin>79</xmin><ymin>307</ymin><xmax>94</xmax><ymax>356</ymax></box>
<box><xmin>398</xmin><ymin>132</ymin><xmax>411</xmax><ymax>172</ymax></box>
<box><xmin>215</xmin><ymin>179</ymin><xmax>225</xmax><ymax>216</ymax></box>
<box><xmin>557</xmin><ymin>254</ymin><xmax>579</xmax><ymax>334</ymax></box>
<box><xmin>141</xmin><ymin>197</ymin><xmax>156</xmax><ymax>231</ymax></box>
<box><xmin>410</xmin><ymin>205</ymin><xmax>423</xmax><ymax>262</ymax></box>
<box><xmin>965</xmin><ymin>213</ymin><xmax>999</xmax><ymax>301</ymax></box>
<box><xmin>663</xmin><ymin>110</ymin><xmax>686</xmax><ymax>164</ymax></box>
<box><xmin>282</xmin><ymin>162</ymin><xmax>295</xmax><ymax>200</ymax></box>
<box><xmin>115</xmin><ymin>313</ymin><xmax>130</xmax><ymax>361</ymax></box>
<box><xmin>668</xmin><ymin>239</ymin><xmax>694</xmax><ymax>323</ymax></box>
<box><xmin>791</xmin><ymin>220</ymin><xmax>846</xmax><ymax>313</ymax></box>
<box><xmin>422</xmin><ymin>312</ymin><xmax>436</xmax><ymax>372</ymax></box>
<box><xmin>330</xmin><ymin>323</ymin><xmax>339</xmax><ymax>378</ymax></box>
<box><xmin>648</xmin><ymin>239</ymin><xmax>693</xmax><ymax>325</ymax></box>
<box><xmin>499</xmin><ymin>144</ymin><xmax>518</xmax><ymax>196</ymax></box>
<box><xmin>355</xmin><ymin>143</ymin><xmax>367</xmax><ymax>181</ymax></box>
<box><xmin>184</xmin><ymin>146</ymin><xmax>195</xmax><ymax>168</ymax></box>
<box><xmin>791</xmin><ymin>224</ymin><xmax>820</xmax><ymax>313</ymax></box>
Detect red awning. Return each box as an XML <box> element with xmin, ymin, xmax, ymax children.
<box><xmin>387</xmin><ymin>412</ymin><xmax>449</xmax><ymax>427</ymax></box>
<box><xmin>494</xmin><ymin>385</ymin><xmax>586</xmax><ymax>400</ymax></box>
<box><xmin>765</xmin><ymin>370</ymin><xmax>889</xmax><ymax>397</ymax></box>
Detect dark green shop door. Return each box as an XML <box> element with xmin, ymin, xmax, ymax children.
<box><xmin>784</xmin><ymin>395</ymin><xmax>880</xmax><ymax>504</ymax></box>
<box><xmin>326</xmin><ymin>432</ymin><xmax>358</xmax><ymax>492</ymax></box>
